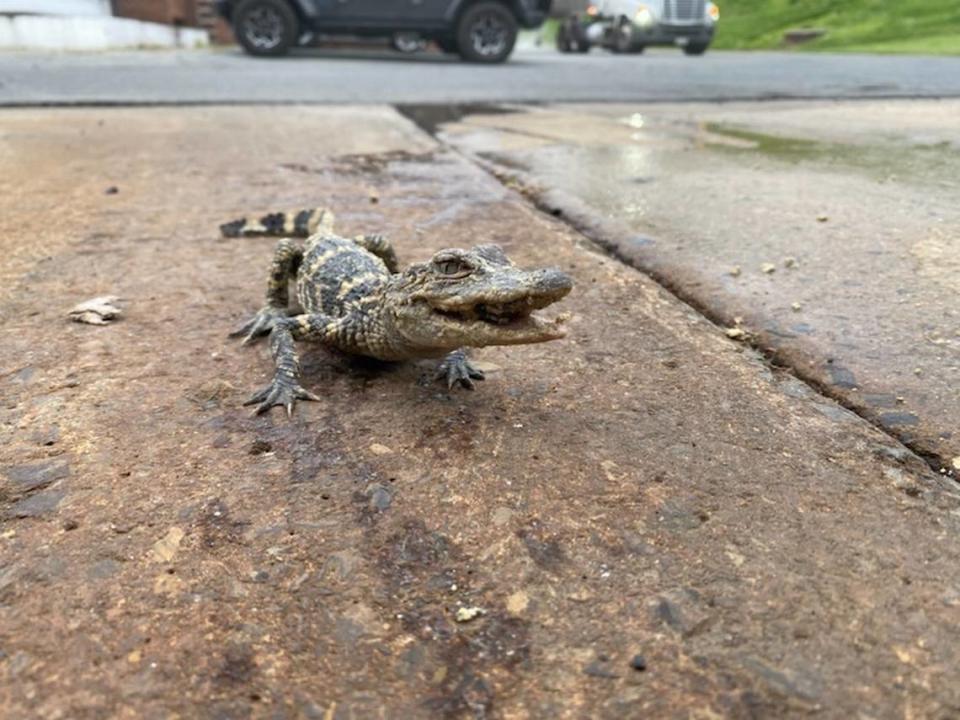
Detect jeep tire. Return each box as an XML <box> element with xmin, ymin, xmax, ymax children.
<box><xmin>456</xmin><ymin>2</ymin><xmax>518</xmax><ymax>64</ymax></box>
<box><xmin>234</xmin><ymin>0</ymin><xmax>299</xmax><ymax>57</ymax></box>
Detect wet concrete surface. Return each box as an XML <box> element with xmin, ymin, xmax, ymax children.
<box><xmin>3</xmin><ymin>107</ymin><xmax>960</xmax><ymax>718</ymax></box>
<box><xmin>4</xmin><ymin>47</ymin><xmax>960</xmax><ymax>105</ymax></box>
<box><xmin>436</xmin><ymin>101</ymin><xmax>960</xmax><ymax>469</ymax></box>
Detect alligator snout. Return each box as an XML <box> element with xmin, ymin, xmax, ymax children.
<box><xmin>532</xmin><ymin>269</ymin><xmax>574</xmax><ymax>298</ymax></box>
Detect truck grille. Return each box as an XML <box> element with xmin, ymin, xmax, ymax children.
<box><xmin>663</xmin><ymin>0</ymin><xmax>705</xmax><ymax>24</ymax></box>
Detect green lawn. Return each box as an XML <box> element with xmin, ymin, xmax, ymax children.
<box><xmin>712</xmin><ymin>0</ymin><xmax>960</xmax><ymax>54</ymax></box>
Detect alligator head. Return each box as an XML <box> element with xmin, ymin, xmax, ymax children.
<box><xmin>386</xmin><ymin>244</ymin><xmax>573</xmax><ymax>355</ymax></box>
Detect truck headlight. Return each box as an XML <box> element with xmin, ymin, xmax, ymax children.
<box><xmin>707</xmin><ymin>2</ymin><xmax>720</xmax><ymax>21</ymax></box>
<box><xmin>635</xmin><ymin>5</ymin><xmax>654</xmax><ymax>27</ymax></box>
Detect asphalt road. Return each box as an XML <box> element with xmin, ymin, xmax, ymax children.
<box><xmin>2</xmin><ymin>46</ymin><xmax>960</xmax><ymax>104</ymax></box>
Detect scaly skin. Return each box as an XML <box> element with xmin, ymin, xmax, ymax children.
<box><xmin>227</xmin><ymin>209</ymin><xmax>573</xmax><ymax>415</ymax></box>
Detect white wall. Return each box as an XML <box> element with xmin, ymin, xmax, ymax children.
<box><xmin>0</xmin><ymin>15</ymin><xmax>210</xmax><ymax>50</ymax></box>
<box><xmin>0</xmin><ymin>0</ymin><xmax>112</xmax><ymax>15</ymax></box>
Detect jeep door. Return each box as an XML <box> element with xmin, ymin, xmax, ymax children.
<box><xmin>325</xmin><ymin>0</ymin><xmax>452</xmax><ymax>29</ymax></box>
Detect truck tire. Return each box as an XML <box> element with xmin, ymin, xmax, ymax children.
<box><xmin>457</xmin><ymin>2</ymin><xmax>518</xmax><ymax>64</ymax></box>
<box><xmin>234</xmin><ymin>0</ymin><xmax>299</xmax><ymax>57</ymax></box>
<box><xmin>683</xmin><ymin>41</ymin><xmax>710</xmax><ymax>55</ymax></box>
<box><xmin>556</xmin><ymin>22</ymin><xmax>571</xmax><ymax>52</ymax></box>
<box><xmin>570</xmin><ymin>17</ymin><xmax>590</xmax><ymax>52</ymax></box>
<box><xmin>611</xmin><ymin>19</ymin><xmax>636</xmax><ymax>53</ymax></box>
<box><xmin>558</xmin><ymin>16</ymin><xmax>589</xmax><ymax>53</ymax></box>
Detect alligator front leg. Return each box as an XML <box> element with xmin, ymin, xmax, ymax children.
<box><xmin>231</xmin><ymin>238</ymin><xmax>302</xmax><ymax>344</ymax></box>
<box><xmin>435</xmin><ymin>349</ymin><xmax>486</xmax><ymax>390</ymax></box>
<box><xmin>244</xmin><ymin>314</ymin><xmax>343</xmax><ymax>416</ymax></box>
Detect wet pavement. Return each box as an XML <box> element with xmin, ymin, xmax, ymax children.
<box><xmin>436</xmin><ymin>101</ymin><xmax>960</xmax><ymax>469</ymax></box>
<box><xmin>3</xmin><ymin>106</ymin><xmax>960</xmax><ymax>718</ymax></box>
<box><xmin>4</xmin><ymin>47</ymin><xmax>960</xmax><ymax>105</ymax></box>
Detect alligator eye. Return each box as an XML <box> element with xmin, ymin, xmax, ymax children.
<box><xmin>434</xmin><ymin>259</ymin><xmax>472</xmax><ymax>277</ymax></box>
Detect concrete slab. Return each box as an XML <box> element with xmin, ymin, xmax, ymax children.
<box><xmin>1</xmin><ymin>106</ymin><xmax>960</xmax><ymax>718</ymax></box>
<box><xmin>436</xmin><ymin>101</ymin><xmax>960</xmax><ymax>470</ymax></box>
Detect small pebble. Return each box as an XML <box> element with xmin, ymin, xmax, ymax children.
<box><xmin>728</xmin><ymin>266</ymin><xmax>742</xmax><ymax>277</ymax></box>
<box><xmin>784</xmin><ymin>257</ymin><xmax>798</xmax><ymax>268</ymax></box>
<box><xmin>791</xmin><ymin>302</ymin><xmax>802</xmax><ymax>312</ymax></box>
<box><xmin>105</xmin><ymin>186</ymin><xmax>119</xmax><ymax>195</ymax></box>
<box><xmin>455</xmin><ymin>606</ymin><xmax>485</xmax><ymax>623</ymax></box>
<box><xmin>62</xmin><ymin>519</ymin><xmax>79</xmax><ymax>531</ymax></box>
<box><xmin>630</xmin><ymin>654</ymin><xmax>647</xmax><ymax>671</ymax></box>
<box><xmin>583</xmin><ymin>660</ymin><xmax>619</xmax><ymax>679</ymax></box>
<box><xmin>761</xmin><ymin>263</ymin><xmax>777</xmax><ymax>274</ymax></box>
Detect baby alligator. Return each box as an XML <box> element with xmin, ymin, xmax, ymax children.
<box><xmin>225</xmin><ymin>209</ymin><xmax>573</xmax><ymax>415</ymax></box>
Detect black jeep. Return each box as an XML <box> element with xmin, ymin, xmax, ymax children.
<box><xmin>215</xmin><ymin>0</ymin><xmax>551</xmax><ymax>62</ymax></box>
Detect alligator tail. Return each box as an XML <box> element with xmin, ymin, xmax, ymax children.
<box><xmin>219</xmin><ymin>208</ymin><xmax>335</xmax><ymax>238</ymax></box>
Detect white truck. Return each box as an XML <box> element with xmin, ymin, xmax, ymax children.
<box><xmin>556</xmin><ymin>0</ymin><xmax>719</xmax><ymax>55</ymax></box>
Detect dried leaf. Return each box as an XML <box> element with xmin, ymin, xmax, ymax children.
<box><xmin>69</xmin><ymin>295</ymin><xmax>122</xmax><ymax>325</ymax></box>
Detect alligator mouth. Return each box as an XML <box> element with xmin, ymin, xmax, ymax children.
<box><xmin>477</xmin><ymin>300</ymin><xmax>535</xmax><ymax>326</ymax></box>
<box><xmin>435</xmin><ymin>299</ymin><xmax>568</xmax><ymax>336</ymax></box>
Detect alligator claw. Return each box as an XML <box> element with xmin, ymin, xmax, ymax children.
<box><xmin>436</xmin><ymin>351</ymin><xmax>485</xmax><ymax>390</ymax></box>
<box><xmin>244</xmin><ymin>379</ymin><xmax>320</xmax><ymax>416</ymax></box>
<box><xmin>230</xmin><ymin>307</ymin><xmax>288</xmax><ymax>345</ymax></box>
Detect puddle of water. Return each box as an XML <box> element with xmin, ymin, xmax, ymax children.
<box><xmin>703</xmin><ymin>123</ymin><xmax>960</xmax><ymax>186</ymax></box>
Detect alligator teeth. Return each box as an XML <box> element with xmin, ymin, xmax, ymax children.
<box><xmin>476</xmin><ymin>302</ymin><xmax>528</xmax><ymax>325</ymax></box>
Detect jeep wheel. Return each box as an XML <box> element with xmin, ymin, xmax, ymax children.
<box><xmin>457</xmin><ymin>2</ymin><xmax>518</xmax><ymax>64</ymax></box>
<box><xmin>683</xmin><ymin>41</ymin><xmax>710</xmax><ymax>55</ymax></box>
<box><xmin>392</xmin><ymin>33</ymin><xmax>426</xmax><ymax>54</ymax></box>
<box><xmin>234</xmin><ymin>0</ymin><xmax>299</xmax><ymax>57</ymax></box>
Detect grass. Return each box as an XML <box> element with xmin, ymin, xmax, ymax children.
<box><xmin>712</xmin><ymin>0</ymin><xmax>960</xmax><ymax>54</ymax></box>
